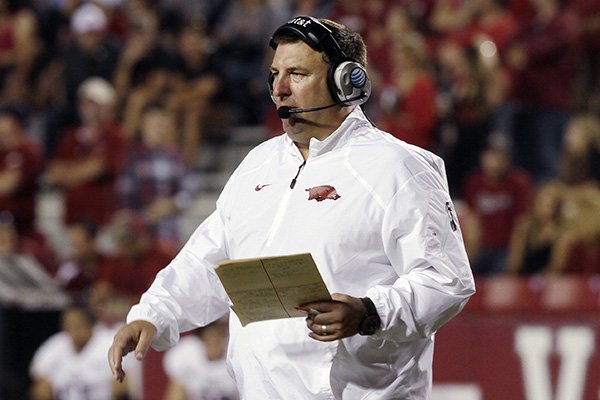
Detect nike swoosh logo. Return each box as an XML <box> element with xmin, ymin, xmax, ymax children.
<box><xmin>255</xmin><ymin>184</ymin><xmax>271</xmax><ymax>191</ymax></box>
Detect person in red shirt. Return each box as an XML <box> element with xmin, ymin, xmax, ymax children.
<box><xmin>505</xmin><ymin>0</ymin><xmax>581</xmax><ymax>181</ymax></box>
<box><xmin>91</xmin><ymin>212</ymin><xmax>177</xmax><ymax>322</ymax></box>
<box><xmin>0</xmin><ymin>104</ymin><xmax>43</xmax><ymax>236</ymax></box>
<box><xmin>377</xmin><ymin>32</ymin><xmax>438</xmax><ymax>150</ymax></box>
<box><xmin>45</xmin><ymin>77</ymin><xmax>125</xmax><ymax>227</ymax></box>
<box><xmin>463</xmin><ymin>137</ymin><xmax>533</xmax><ymax>274</ymax></box>
<box><xmin>0</xmin><ymin>104</ymin><xmax>58</xmax><ymax>272</ymax></box>
<box><xmin>571</xmin><ymin>0</ymin><xmax>600</xmax><ymax>112</ymax></box>
<box><xmin>54</xmin><ymin>219</ymin><xmax>106</xmax><ymax>304</ymax></box>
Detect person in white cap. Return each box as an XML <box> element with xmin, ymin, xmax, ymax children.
<box><xmin>45</xmin><ymin>77</ymin><xmax>126</xmax><ymax>228</ymax></box>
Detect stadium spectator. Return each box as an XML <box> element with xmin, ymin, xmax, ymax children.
<box><xmin>505</xmin><ymin>0</ymin><xmax>581</xmax><ymax>181</ymax></box>
<box><xmin>54</xmin><ymin>219</ymin><xmax>105</xmax><ymax>304</ymax></box>
<box><xmin>0</xmin><ymin>104</ymin><xmax>43</xmax><ymax>237</ymax></box>
<box><xmin>170</xmin><ymin>18</ymin><xmax>222</xmax><ymax>166</ymax></box>
<box><xmin>162</xmin><ymin>316</ymin><xmax>239</xmax><ymax>400</ymax></box>
<box><xmin>0</xmin><ymin>0</ymin><xmax>41</xmax><ymax>107</ymax></box>
<box><xmin>452</xmin><ymin>199</ymin><xmax>482</xmax><ymax>263</ymax></box>
<box><xmin>463</xmin><ymin>137</ymin><xmax>533</xmax><ymax>274</ymax></box>
<box><xmin>45</xmin><ymin>77</ymin><xmax>125</xmax><ymax>228</ymax></box>
<box><xmin>43</xmin><ymin>2</ymin><xmax>121</xmax><ymax>156</ymax></box>
<box><xmin>551</xmin><ymin>113</ymin><xmax>600</xmax><ymax>273</ymax></box>
<box><xmin>377</xmin><ymin>32</ymin><xmax>438</xmax><ymax>150</ymax></box>
<box><xmin>211</xmin><ymin>0</ymin><xmax>283</xmax><ymax>125</ymax></box>
<box><xmin>557</xmin><ymin>113</ymin><xmax>600</xmax><ymax>186</ymax></box>
<box><xmin>0</xmin><ymin>105</ymin><xmax>59</xmax><ymax>272</ymax></box>
<box><xmin>506</xmin><ymin>182</ymin><xmax>565</xmax><ymax>275</ymax></box>
<box><xmin>436</xmin><ymin>38</ymin><xmax>510</xmax><ymax>194</ymax></box>
<box><xmin>571</xmin><ymin>0</ymin><xmax>600</xmax><ymax>113</ymax></box>
<box><xmin>91</xmin><ymin>212</ymin><xmax>176</xmax><ymax>322</ymax></box>
<box><xmin>115</xmin><ymin>102</ymin><xmax>193</xmax><ymax>246</ymax></box>
<box><xmin>29</xmin><ymin>305</ymin><xmax>131</xmax><ymax>400</ymax></box>
<box><xmin>0</xmin><ymin>211</ymin><xmax>59</xmax><ymax>294</ymax></box>
<box><xmin>114</xmin><ymin>7</ymin><xmax>179</xmax><ymax>137</ymax></box>
<box><xmin>430</xmin><ymin>0</ymin><xmax>519</xmax><ymax>56</ymax></box>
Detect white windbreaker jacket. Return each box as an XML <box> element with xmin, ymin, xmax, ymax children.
<box><xmin>127</xmin><ymin>107</ymin><xmax>475</xmax><ymax>399</ymax></box>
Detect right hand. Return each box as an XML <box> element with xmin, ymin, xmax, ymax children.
<box><xmin>108</xmin><ymin>320</ymin><xmax>157</xmax><ymax>382</ymax></box>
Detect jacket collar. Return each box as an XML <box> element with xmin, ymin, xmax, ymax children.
<box><xmin>283</xmin><ymin>107</ymin><xmax>371</xmax><ymax>159</ymax></box>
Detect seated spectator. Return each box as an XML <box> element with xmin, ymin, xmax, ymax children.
<box><xmin>41</xmin><ymin>2</ymin><xmax>121</xmax><ymax>156</ymax></box>
<box><xmin>377</xmin><ymin>32</ymin><xmax>438</xmax><ymax>150</ymax></box>
<box><xmin>506</xmin><ymin>182</ymin><xmax>565</xmax><ymax>275</ymax></box>
<box><xmin>551</xmin><ymin>113</ymin><xmax>600</xmax><ymax>273</ymax></box>
<box><xmin>170</xmin><ymin>18</ymin><xmax>222</xmax><ymax>166</ymax></box>
<box><xmin>556</xmin><ymin>182</ymin><xmax>600</xmax><ymax>274</ymax></box>
<box><xmin>90</xmin><ymin>212</ymin><xmax>176</xmax><ymax>322</ymax></box>
<box><xmin>453</xmin><ymin>199</ymin><xmax>482</xmax><ymax>265</ymax></box>
<box><xmin>163</xmin><ymin>315</ymin><xmax>239</xmax><ymax>400</ymax></box>
<box><xmin>0</xmin><ymin>105</ymin><xmax>58</xmax><ymax>272</ymax></box>
<box><xmin>116</xmin><ymin>101</ymin><xmax>194</xmax><ymax>246</ymax></box>
<box><xmin>29</xmin><ymin>304</ymin><xmax>131</xmax><ymax>400</ymax></box>
<box><xmin>45</xmin><ymin>77</ymin><xmax>126</xmax><ymax>228</ymax></box>
<box><xmin>571</xmin><ymin>0</ymin><xmax>600</xmax><ymax>112</ymax></box>
<box><xmin>436</xmin><ymin>38</ymin><xmax>511</xmax><ymax>195</ymax></box>
<box><xmin>463</xmin><ymin>137</ymin><xmax>533</xmax><ymax>274</ymax></box>
<box><xmin>431</xmin><ymin>0</ymin><xmax>519</xmax><ymax>56</ymax></box>
<box><xmin>0</xmin><ymin>104</ymin><xmax>43</xmax><ymax>237</ymax></box>
<box><xmin>0</xmin><ymin>211</ymin><xmax>66</xmax><ymax>308</ymax></box>
<box><xmin>0</xmin><ymin>0</ymin><xmax>41</xmax><ymax>106</ymax></box>
<box><xmin>114</xmin><ymin>9</ymin><xmax>179</xmax><ymax>136</ymax></box>
<box><xmin>54</xmin><ymin>219</ymin><xmax>105</xmax><ymax>304</ymax></box>
<box><xmin>558</xmin><ymin>113</ymin><xmax>600</xmax><ymax>186</ymax></box>
<box><xmin>505</xmin><ymin>0</ymin><xmax>580</xmax><ymax>181</ymax></box>
<box><xmin>211</xmin><ymin>0</ymin><xmax>281</xmax><ymax>125</ymax></box>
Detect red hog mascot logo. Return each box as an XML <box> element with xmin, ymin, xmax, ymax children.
<box><xmin>305</xmin><ymin>185</ymin><xmax>341</xmax><ymax>202</ymax></box>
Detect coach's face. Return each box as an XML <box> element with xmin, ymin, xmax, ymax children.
<box><xmin>270</xmin><ymin>41</ymin><xmax>348</xmax><ymax>156</ymax></box>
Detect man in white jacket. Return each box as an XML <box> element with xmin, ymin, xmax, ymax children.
<box><xmin>109</xmin><ymin>16</ymin><xmax>475</xmax><ymax>400</ymax></box>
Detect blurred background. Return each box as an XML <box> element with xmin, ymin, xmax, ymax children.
<box><xmin>0</xmin><ymin>0</ymin><xmax>599</xmax><ymax>399</ymax></box>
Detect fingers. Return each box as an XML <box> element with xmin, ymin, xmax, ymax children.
<box><xmin>134</xmin><ymin>324</ymin><xmax>155</xmax><ymax>360</ymax></box>
<box><xmin>108</xmin><ymin>333</ymin><xmax>130</xmax><ymax>382</ymax></box>
<box><xmin>303</xmin><ymin>293</ymin><xmax>365</xmax><ymax>341</ymax></box>
<box><xmin>108</xmin><ymin>321</ymin><xmax>157</xmax><ymax>382</ymax></box>
<box><xmin>306</xmin><ymin>317</ymin><xmax>341</xmax><ymax>342</ymax></box>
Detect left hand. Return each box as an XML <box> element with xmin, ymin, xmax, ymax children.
<box><xmin>300</xmin><ymin>293</ymin><xmax>366</xmax><ymax>342</ymax></box>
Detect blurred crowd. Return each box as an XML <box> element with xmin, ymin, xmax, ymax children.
<box><xmin>0</xmin><ymin>0</ymin><xmax>600</xmax><ymax>397</ymax></box>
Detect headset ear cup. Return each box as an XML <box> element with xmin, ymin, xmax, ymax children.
<box><xmin>331</xmin><ymin>61</ymin><xmax>371</xmax><ymax>106</ymax></box>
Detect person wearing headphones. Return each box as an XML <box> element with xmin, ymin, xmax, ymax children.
<box><xmin>108</xmin><ymin>16</ymin><xmax>475</xmax><ymax>399</ymax></box>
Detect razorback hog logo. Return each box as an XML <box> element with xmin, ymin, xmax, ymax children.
<box><xmin>305</xmin><ymin>185</ymin><xmax>341</xmax><ymax>202</ymax></box>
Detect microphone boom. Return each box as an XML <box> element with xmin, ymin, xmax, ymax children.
<box><xmin>277</xmin><ymin>103</ymin><xmax>337</xmax><ymax>119</ymax></box>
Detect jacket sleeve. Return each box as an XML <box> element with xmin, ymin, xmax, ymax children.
<box><xmin>368</xmin><ymin>160</ymin><xmax>475</xmax><ymax>342</ymax></box>
<box><xmin>126</xmin><ymin>181</ymin><xmax>234</xmax><ymax>351</ymax></box>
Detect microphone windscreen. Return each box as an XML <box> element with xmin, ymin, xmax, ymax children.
<box><xmin>277</xmin><ymin>106</ymin><xmax>292</xmax><ymax>119</ymax></box>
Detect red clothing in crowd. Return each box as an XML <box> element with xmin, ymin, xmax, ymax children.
<box><xmin>463</xmin><ymin>9</ymin><xmax>519</xmax><ymax>54</ymax></box>
<box><xmin>52</xmin><ymin>122</ymin><xmax>125</xmax><ymax>226</ymax></box>
<box><xmin>464</xmin><ymin>168</ymin><xmax>533</xmax><ymax>248</ymax></box>
<box><xmin>573</xmin><ymin>0</ymin><xmax>600</xmax><ymax>51</ymax></box>
<box><xmin>510</xmin><ymin>8</ymin><xmax>581</xmax><ymax>110</ymax></box>
<box><xmin>0</xmin><ymin>136</ymin><xmax>43</xmax><ymax>235</ymax></box>
<box><xmin>97</xmin><ymin>242</ymin><xmax>175</xmax><ymax>301</ymax></box>
<box><xmin>379</xmin><ymin>74</ymin><xmax>438</xmax><ymax>150</ymax></box>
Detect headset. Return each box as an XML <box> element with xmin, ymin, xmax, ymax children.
<box><xmin>268</xmin><ymin>16</ymin><xmax>371</xmax><ymax>108</ymax></box>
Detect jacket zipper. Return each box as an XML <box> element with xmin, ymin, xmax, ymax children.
<box><xmin>290</xmin><ymin>160</ymin><xmax>306</xmax><ymax>189</ymax></box>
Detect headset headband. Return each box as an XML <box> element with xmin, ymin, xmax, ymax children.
<box><xmin>269</xmin><ymin>16</ymin><xmax>348</xmax><ymax>64</ymax></box>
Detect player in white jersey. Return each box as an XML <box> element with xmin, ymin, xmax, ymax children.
<box><xmin>163</xmin><ymin>316</ymin><xmax>238</xmax><ymax>400</ymax></box>
<box><xmin>30</xmin><ymin>305</ymin><xmax>133</xmax><ymax>400</ymax></box>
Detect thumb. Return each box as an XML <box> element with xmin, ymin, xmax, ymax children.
<box><xmin>134</xmin><ymin>327</ymin><xmax>154</xmax><ymax>361</ymax></box>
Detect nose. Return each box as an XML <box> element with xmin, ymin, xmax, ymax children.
<box><xmin>271</xmin><ymin>74</ymin><xmax>291</xmax><ymax>99</ymax></box>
